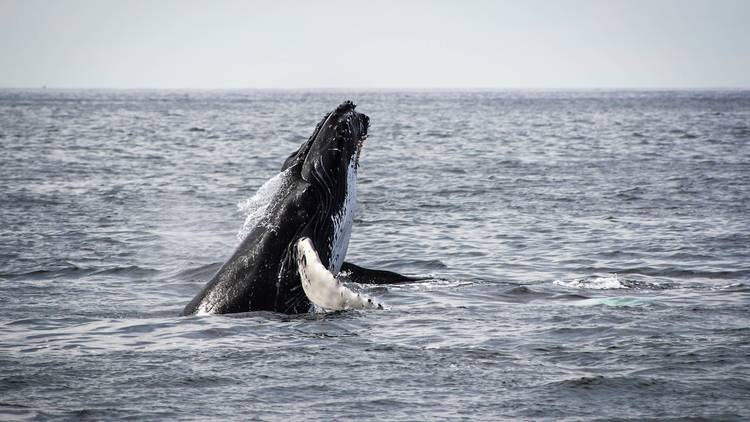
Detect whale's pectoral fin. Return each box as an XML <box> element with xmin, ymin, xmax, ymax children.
<box><xmin>296</xmin><ymin>238</ymin><xmax>382</xmax><ymax>311</ymax></box>
<box><xmin>340</xmin><ymin>261</ymin><xmax>425</xmax><ymax>285</ymax></box>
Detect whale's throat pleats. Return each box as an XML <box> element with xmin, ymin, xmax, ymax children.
<box><xmin>329</xmin><ymin>161</ymin><xmax>357</xmax><ymax>274</ymax></box>
<box><xmin>304</xmin><ymin>158</ymin><xmax>357</xmax><ymax>275</ymax></box>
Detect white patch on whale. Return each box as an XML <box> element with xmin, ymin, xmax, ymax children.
<box><xmin>296</xmin><ymin>237</ymin><xmax>381</xmax><ymax>311</ymax></box>
<box><xmin>328</xmin><ymin>160</ymin><xmax>357</xmax><ymax>274</ymax></box>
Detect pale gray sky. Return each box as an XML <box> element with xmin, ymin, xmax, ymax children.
<box><xmin>1</xmin><ymin>0</ymin><xmax>748</xmax><ymax>89</ymax></box>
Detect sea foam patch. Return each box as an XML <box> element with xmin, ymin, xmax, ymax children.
<box><xmin>554</xmin><ymin>273</ymin><xmax>627</xmax><ymax>290</ymax></box>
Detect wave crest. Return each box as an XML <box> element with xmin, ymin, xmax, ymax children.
<box><xmin>554</xmin><ymin>274</ymin><xmax>627</xmax><ymax>290</ymax></box>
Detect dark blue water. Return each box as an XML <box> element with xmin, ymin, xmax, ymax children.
<box><xmin>1</xmin><ymin>90</ymin><xmax>749</xmax><ymax>421</ymax></box>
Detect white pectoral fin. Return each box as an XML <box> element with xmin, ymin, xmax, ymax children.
<box><xmin>296</xmin><ymin>237</ymin><xmax>382</xmax><ymax>311</ymax></box>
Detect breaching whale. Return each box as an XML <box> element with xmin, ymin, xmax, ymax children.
<box><xmin>182</xmin><ymin>101</ymin><xmax>414</xmax><ymax>316</ymax></box>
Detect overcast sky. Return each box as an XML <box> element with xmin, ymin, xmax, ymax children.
<box><xmin>1</xmin><ymin>0</ymin><xmax>748</xmax><ymax>89</ymax></box>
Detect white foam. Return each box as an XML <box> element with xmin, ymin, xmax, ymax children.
<box><xmin>554</xmin><ymin>273</ymin><xmax>627</xmax><ymax>290</ymax></box>
<box><xmin>236</xmin><ymin>168</ymin><xmax>295</xmax><ymax>242</ymax></box>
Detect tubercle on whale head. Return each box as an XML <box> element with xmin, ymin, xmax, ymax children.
<box><xmin>300</xmin><ymin>101</ymin><xmax>370</xmax><ymax>182</ymax></box>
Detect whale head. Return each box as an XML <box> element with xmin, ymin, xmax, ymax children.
<box><xmin>303</xmin><ymin>100</ymin><xmax>369</xmax><ymax>177</ymax></box>
<box><xmin>279</xmin><ymin>101</ymin><xmax>369</xmax><ymax>276</ymax></box>
<box><xmin>282</xmin><ymin>101</ymin><xmax>369</xmax><ymax>180</ymax></box>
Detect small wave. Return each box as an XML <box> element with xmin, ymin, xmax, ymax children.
<box><xmin>551</xmin><ymin>292</ymin><xmax>591</xmax><ymax>301</ymax></box>
<box><xmin>388</xmin><ymin>278</ymin><xmax>471</xmax><ymax>292</ymax></box>
<box><xmin>170</xmin><ymin>262</ymin><xmax>222</xmax><ymax>282</ymax></box>
<box><xmin>580</xmin><ymin>266</ymin><xmax>749</xmax><ymax>280</ymax></box>
<box><xmin>493</xmin><ymin>286</ymin><xmax>555</xmax><ymax>303</ymax></box>
<box><xmin>711</xmin><ymin>282</ymin><xmax>749</xmax><ymax>292</ymax></box>
<box><xmin>730</xmin><ymin>125</ymin><xmax>750</xmax><ymax>136</ymax></box>
<box><xmin>236</xmin><ymin>168</ymin><xmax>295</xmax><ymax>242</ymax></box>
<box><xmin>613</xmin><ymin>186</ymin><xmax>645</xmax><ymax>200</ymax></box>
<box><xmin>553</xmin><ymin>274</ymin><xmax>671</xmax><ymax>291</ymax></box>
<box><xmin>575</xmin><ymin>297</ymin><xmax>652</xmax><ymax>307</ymax></box>
<box><xmin>370</xmin><ymin>259</ymin><xmax>447</xmax><ymax>270</ymax></box>
<box><xmin>547</xmin><ymin>375</ymin><xmax>664</xmax><ymax>390</ymax></box>
<box><xmin>0</xmin><ymin>265</ymin><xmax>86</xmax><ymax>280</ymax></box>
<box><xmin>554</xmin><ymin>274</ymin><xmax>627</xmax><ymax>290</ymax></box>
<box><xmin>424</xmin><ymin>130</ymin><xmax>451</xmax><ymax>138</ymax></box>
<box><xmin>1</xmin><ymin>264</ymin><xmax>159</xmax><ymax>281</ymax></box>
<box><xmin>92</xmin><ymin>265</ymin><xmax>158</xmax><ymax>277</ymax></box>
<box><xmin>503</xmin><ymin>286</ymin><xmax>539</xmax><ymax>295</ymax></box>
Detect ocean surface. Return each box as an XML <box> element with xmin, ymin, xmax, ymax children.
<box><xmin>1</xmin><ymin>89</ymin><xmax>749</xmax><ymax>421</ymax></box>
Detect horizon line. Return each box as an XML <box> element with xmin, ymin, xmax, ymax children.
<box><xmin>0</xmin><ymin>84</ymin><xmax>750</xmax><ymax>91</ymax></box>
<box><xmin>1</xmin><ymin>86</ymin><xmax>749</xmax><ymax>92</ymax></box>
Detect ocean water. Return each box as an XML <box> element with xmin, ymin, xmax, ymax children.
<box><xmin>1</xmin><ymin>89</ymin><xmax>749</xmax><ymax>421</ymax></box>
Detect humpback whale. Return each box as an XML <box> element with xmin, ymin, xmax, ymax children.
<box><xmin>182</xmin><ymin>101</ymin><xmax>414</xmax><ymax>316</ymax></box>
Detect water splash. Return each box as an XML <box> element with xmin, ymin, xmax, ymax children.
<box><xmin>554</xmin><ymin>273</ymin><xmax>627</xmax><ymax>290</ymax></box>
<box><xmin>236</xmin><ymin>168</ymin><xmax>295</xmax><ymax>242</ymax></box>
